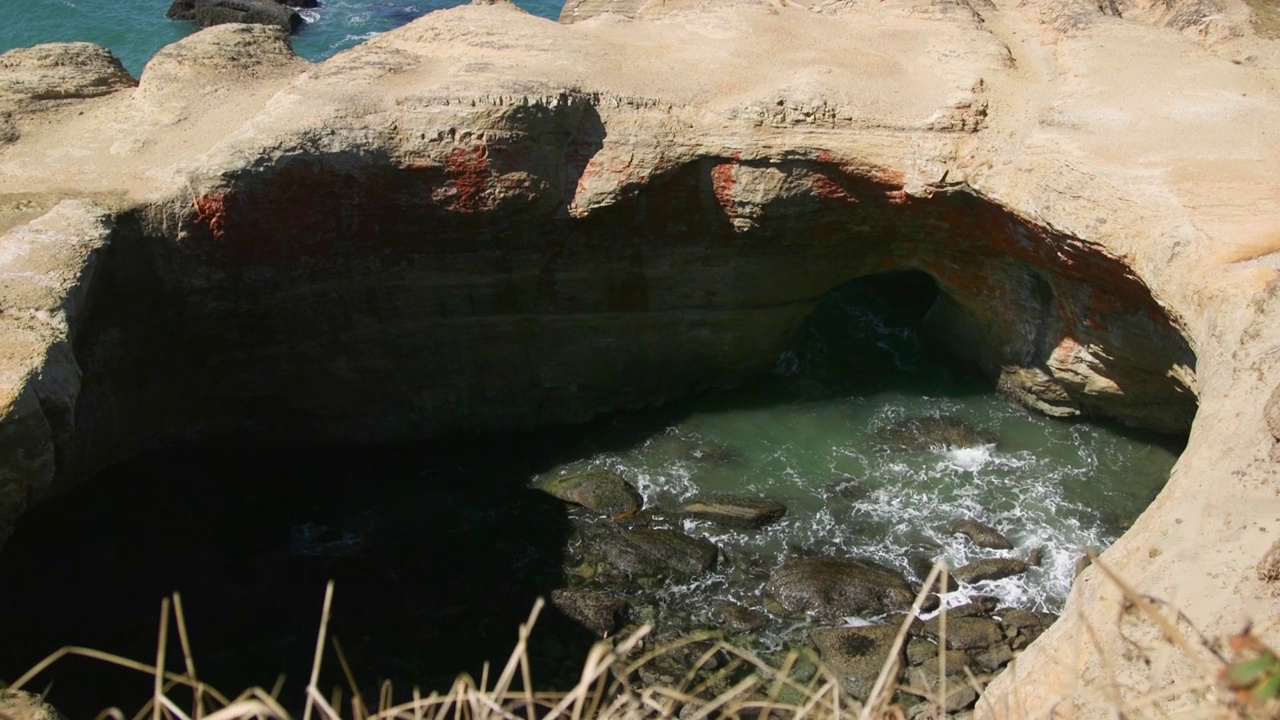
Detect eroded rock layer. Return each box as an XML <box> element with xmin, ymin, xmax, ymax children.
<box><xmin>0</xmin><ymin>0</ymin><xmax>1278</xmax><ymax>714</ymax></box>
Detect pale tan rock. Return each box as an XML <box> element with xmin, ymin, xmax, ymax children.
<box><xmin>0</xmin><ymin>0</ymin><xmax>1273</xmax><ymax>716</ymax></box>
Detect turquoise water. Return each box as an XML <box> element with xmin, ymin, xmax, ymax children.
<box><xmin>550</xmin><ymin>273</ymin><xmax>1183</xmax><ymax>621</ymax></box>
<box><xmin>0</xmin><ymin>0</ymin><xmax>565</xmax><ymax>77</ymax></box>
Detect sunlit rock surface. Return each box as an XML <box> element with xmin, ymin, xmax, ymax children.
<box><xmin>0</xmin><ymin>0</ymin><xmax>1278</xmax><ymax>713</ymax></box>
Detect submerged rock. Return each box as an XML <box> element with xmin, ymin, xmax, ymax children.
<box><xmin>824</xmin><ymin>478</ymin><xmax>873</xmax><ymax>503</ymax></box>
<box><xmin>680</xmin><ymin>496</ymin><xmax>786</xmax><ymax>529</ymax></box>
<box><xmin>951</xmin><ymin>558</ymin><xmax>1029</xmax><ymax>584</ymax></box>
<box><xmin>949</xmin><ymin>518</ymin><xmax>1014</xmax><ymax>550</ymax></box>
<box><xmin>765</xmin><ymin>556</ymin><xmax>915</xmax><ymax>620</ymax></box>
<box><xmin>594</xmin><ymin>528</ymin><xmax>718</xmax><ymax>579</ymax></box>
<box><xmin>643</xmin><ymin>433</ymin><xmax>740</xmax><ymax>465</ymax></box>
<box><xmin>549</xmin><ymin>589</ymin><xmax>627</xmax><ymax>636</ymax></box>
<box><xmin>878</xmin><ymin>416</ymin><xmax>998</xmax><ymax>451</ymax></box>
<box><xmin>811</xmin><ymin>624</ymin><xmax>903</xmax><ymax>700</ymax></box>
<box><xmin>534</xmin><ymin>468</ymin><xmax>643</xmax><ymax>517</ymax></box>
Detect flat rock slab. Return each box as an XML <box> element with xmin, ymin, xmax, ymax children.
<box><xmin>949</xmin><ymin>518</ymin><xmax>1014</xmax><ymax>550</ymax></box>
<box><xmin>680</xmin><ymin>496</ymin><xmax>787</xmax><ymax>529</ymax></box>
<box><xmin>534</xmin><ymin>468</ymin><xmax>643</xmax><ymax>517</ymax></box>
<box><xmin>596</xmin><ymin>528</ymin><xmax>718</xmax><ymax>578</ymax></box>
<box><xmin>765</xmin><ymin>556</ymin><xmax>915</xmax><ymax>620</ymax></box>
<box><xmin>951</xmin><ymin>558</ymin><xmax>1029</xmax><ymax>584</ymax></box>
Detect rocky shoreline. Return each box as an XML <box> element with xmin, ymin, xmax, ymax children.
<box><xmin>530</xmin><ymin>417</ymin><xmax>1070</xmax><ymax>713</ymax></box>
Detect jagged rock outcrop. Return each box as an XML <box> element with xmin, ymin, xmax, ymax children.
<box><xmin>166</xmin><ymin>0</ymin><xmax>304</xmax><ymax>32</ymax></box>
<box><xmin>0</xmin><ymin>0</ymin><xmax>1278</xmax><ymax>714</ymax></box>
<box><xmin>0</xmin><ymin>200</ymin><xmax>111</xmax><ymax>548</ymax></box>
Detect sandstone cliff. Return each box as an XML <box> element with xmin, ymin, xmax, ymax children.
<box><xmin>0</xmin><ymin>0</ymin><xmax>1278</xmax><ymax>714</ymax></box>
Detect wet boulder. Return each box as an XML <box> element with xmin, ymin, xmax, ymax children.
<box><xmin>765</xmin><ymin>556</ymin><xmax>915</xmax><ymax>620</ymax></box>
<box><xmin>167</xmin><ymin>0</ymin><xmax>303</xmax><ymax>32</ymax></box>
<box><xmin>878</xmin><ymin>416</ymin><xmax>997</xmax><ymax>450</ymax></box>
<box><xmin>923</xmin><ymin>616</ymin><xmax>1004</xmax><ymax>651</ymax></box>
<box><xmin>595</xmin><ymin>528</ymin><xmax>718</xmax><ymax>579</ymax></box>
<box><xmin>534</xmin><ymin>468</ymin><xmax>643</xmax><ymax>516</ymax></box>
<box><xmin>811</xmin><ymin>624</ymin><xmax>903</xmax><ymax>700</ymax></box>
<box><xmin>680</xmin><ymin>496</ymin><xmax>786</xmax><ymax>529</ymax></box>
<box><xmin>716</xmin><ymin>601</ymin><xmax>768</xmax><ymax>633</ymax></box>
<box><xmin>949</xmin><ymin>518</ymin><xmax>1014</xmax><ymax>550</ymax></box>
<box><xmin>549</xmin><ymin>589</ymin><xmax>627</xmax><ymax>636</ymax></box>
<box><xmin>951</xmin><ymin>558</ymin><xmax>1029</xmax><ymax>584</ymax></box>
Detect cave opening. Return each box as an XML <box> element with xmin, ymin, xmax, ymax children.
<box><xmin>0</xmin><ymin>263</ymin><xmax>1187</xmax><ymax>716</ymax></box>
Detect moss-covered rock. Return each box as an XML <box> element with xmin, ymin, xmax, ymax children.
<box><xmin>534</xmin><ymin>468</ymin><xmax>643</xmax><ymax>516</ymax></box>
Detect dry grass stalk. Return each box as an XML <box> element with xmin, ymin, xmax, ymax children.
<box><xmin>10</xmin><ymin>554</ymin><xmax>1279</xmax><ymax>720</ymax></box>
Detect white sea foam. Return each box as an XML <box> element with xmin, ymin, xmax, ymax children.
<box><xmin>938</xmin><ymin>444</ymin><xmax>995</xmax><ymax>471</ymax></box>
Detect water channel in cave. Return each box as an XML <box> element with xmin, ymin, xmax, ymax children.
<box><xmin>0</xmin><ymin>270</ymin><xmax>1184</xmax><ymax>715</ymax></box>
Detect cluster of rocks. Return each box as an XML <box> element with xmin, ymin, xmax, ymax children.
<box><xmin>811</xmin><ymin>601</ymin><xmax>1058</xmax><ymax>715</ymax></box>
<box><xmin>532</xmin><ymin>457</ymin><xmax>1058</xmax><ymax>712</ymax></box>
<box><xmin>165</xmin><ymin>0</ymin><xmax>318</xmax><ymax>33</ymax></box>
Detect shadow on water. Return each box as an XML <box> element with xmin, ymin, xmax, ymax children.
<box><xmin>0</xmin><ymin>437</ymin><xmax>600</xmax><ymax>716</ymax></box>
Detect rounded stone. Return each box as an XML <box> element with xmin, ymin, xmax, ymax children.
<box><xmin>949</xmin><ymin>518</ymin><xmax>1014</xmax><ymax>550</ymax></box>
<box><xmin>951</xmin><ymin>558</ymin><xmax>1029</xmax><ymax>584</ymax></box>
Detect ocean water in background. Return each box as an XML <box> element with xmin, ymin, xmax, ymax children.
<box><xmin>0</xmin><ymin>0</ymin><xmax>566</xmax><ymax>77</ymax></box>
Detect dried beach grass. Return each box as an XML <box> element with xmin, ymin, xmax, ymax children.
<box><xmin>3</xmin><ymin>560</ymin><xmax>1275</xmax><ymax>720</ymax></box>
